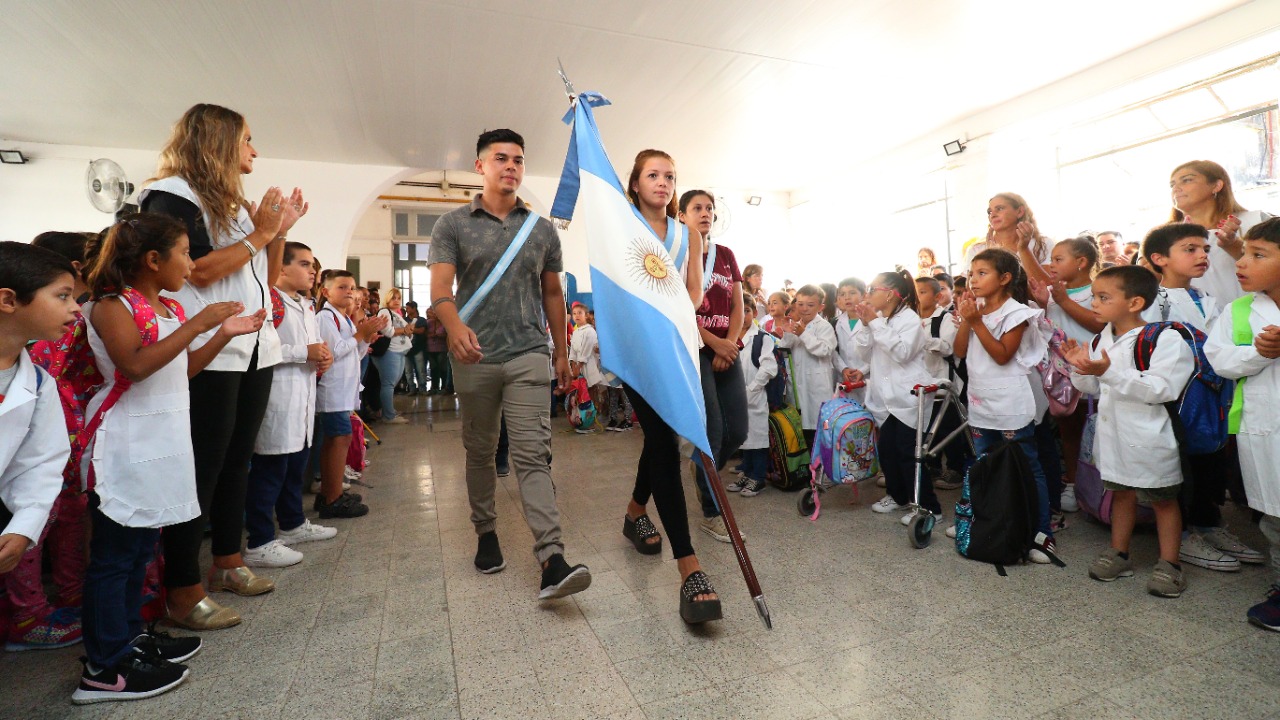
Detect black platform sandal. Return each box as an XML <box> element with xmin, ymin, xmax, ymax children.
<box><xmin>679</xmin><ymin>571</ymin><xmax>722</xmax><ymax>624</ymax></box>
<box><xmin>622</xmin><ymin>514</ymin><xmax>663</xmax><ymax>555</ymax></box>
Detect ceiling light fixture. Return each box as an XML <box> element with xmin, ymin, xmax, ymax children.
<box><xmin>943</xmin><ymin>140</ymin><xmax>966</xmax><ymax>157</ymax></box>
<box><xmin>746</xmin><ymin>196</ymin><xmax>762</xmax><ymax>206</ymax></box>
<box><xmin>0</xmin><ymin>150</ymin><xmax>28</xmax><ymax>164</ymax></box>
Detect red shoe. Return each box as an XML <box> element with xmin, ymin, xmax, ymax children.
<box><xmin>5</xmin><ymin>607</ymin><xmax>83</xmax><ymax>652</ymax></box>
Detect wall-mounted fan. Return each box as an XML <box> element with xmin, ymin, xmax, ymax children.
<box><xmin>86</xmin><ymin>158</ymin><xmax>134</xmax><ymax>213</ymax></box>
<box><xmin>711</xmin><ymin>195</ymin><xmax>733</xmax><ymax>238</ymax></box>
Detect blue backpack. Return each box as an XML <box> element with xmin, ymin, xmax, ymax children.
<box><xmin>751</xmin><ymin>331</ymin><xmax>789</xmax><ymax>411</ymax></box>
<box><xmin>1133</xmin><ymin>321</ymin><xmax>1232</xmax><ymax>456</ymax></box>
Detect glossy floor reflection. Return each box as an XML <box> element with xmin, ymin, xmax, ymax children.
<box><xmin>3</xmin><ymin>392</ymin><xmax>1279</xmax><ymax>719</ymax></box>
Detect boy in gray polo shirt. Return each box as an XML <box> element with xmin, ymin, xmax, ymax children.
<box><xmin>428</xmin><ymin>129</ymin><xmax>590</xmax><ymax>600</ymax></box>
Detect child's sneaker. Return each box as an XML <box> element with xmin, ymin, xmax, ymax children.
<box><xmin>945</xmin><ymin>524</ymin><xmax>957</xmax><ymax>539</ymax></box>
<box><xmin>1027</xmin><ymin>534</ymin><xmax>1059</xmax><ymax>565</ymax></box>
<box><xmin>1178</xmin><ymin>533</ymin><xmax>1241</xmax><ymax>572</ymax></box>
<box><xmin>5</xmin><ymin>607</ymin><xmax>82</xmax><ymax>652</ymax></box>
<box><xmin>71</xmin><ymin>651</ymin><xmax>188</xmax><ymax>704</ymax></box>
<box><xmin>315</xmin><ymin>491</ymin><xmax>369</xmax><ymax>519</ymax></box>
<box><xmin>725</xmin><ymin>476</ymin><xmax>750</xmax><ymax>493</ymax></box>
<box><xmin>1146</xmin><ymin>560</ymin><xmax>1187</xmax><ymax>598</ymax></box>
<box><xmin>277</xmin><ymin>519</ymin><xmax>338</xmax><ymax>546</ymax></box>
<box><xmin>132</xmin><ymin>627</ymin><xmax>202</xmax><ymax>663</ymax></box>
<box><xmin>1088</xmin><ymin>548</ymin><xmax>1134</xmax><ymax>582</ymax></box>
<box><xmin>870</xmin><ymin>497</ymin><xmax>903</xmax><ymax>514</ymax></box>
<box><xmin>242</xmin><ymin>539</ymin><xmax>304</xmax><ymax>568</ymax></box>
<box><xmin>933</xmin><ymin>469</ymin><xmax>963</xmax><ymax>490</ymax></box>
<box><xmin>740</xmin><ymin>478</ymin><xmax>767</xmax><ymax>497</ymax></box>
<box><xmin>1199</xmin><ymin>527</ymin><xmax>1265</xmax><ymax>564</ymax></box>
<box><xmin>1246</xmin><ymin>585</ymin><xmax>1280</xmax><ymax>632</ymax></box>
<box><xmin>1060</xmin><ymin>484</ymin><xmax>1079</xmax><ymax>513</ymax></box>
<box><xmin>1050</xmin><ymin>512</ymin><xmax>1069</xmax><ymax>532</ymax></box>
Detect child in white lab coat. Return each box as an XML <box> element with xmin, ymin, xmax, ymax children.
<box><xmin>776</xmin><ymin>284</ymin><xmax>837</xmax><ymax>446</ymax></box>
<box><xmin>916</xmin><ymin>276</ymin><xmax>969</xmax><ymax>490</ymax></box>
<box><xmin>831</xmin><ymin>277</ymin><xmax>869</xmax><ymax>404</ymax></box>
<box><xmin>729</xmin><ymin>295</ymin><xmax>776</xmax><ymax>497</ymax></box>
<box><xmin>852</xmin><ymin>271</ymin><xmax>938</xmax><ymax>523</ymax></box>
<box><xmin>1065</xmin><ymin>266</ymin><xmax>1194</xmax><ymax>598</ymax></box>
<box><xmin>1204</xmin><ymin>217</ymin><xmax>1280</xmax><ymax>629</ymax></box>
<box><xmin>244</xmin><ymin>243</ymin><xmax>337</xmax><ymax>569</ymax></box>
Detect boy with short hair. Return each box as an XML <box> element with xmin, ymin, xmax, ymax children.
<box><xmin>777</xmin><ymin>284</ymin><xmax>837</xmax><ymax>445</ymax></box>
<box><xmin>244</xmin><ymin>243</ymin><xmax>338</xmax><ymax>567</ymax></box>
<box><xmin>314</xmin><ymin>271</ymin><xmax>383</xmax><ymax>519</ymax></box>
<box><xmin>1065</xmin><ymin>266</ymin><xmax>1194</xmax><ymax>597</ymax></box>
<box><xmin>0</xmin><ymin>242</ymin><xmax>77</xmax><ymax>580</ymax></box>
<box><xmin>916</xmin><ymin>276</ymin><xmax>968</xmax><ymax>489</ymax></box>
<box><xmin>729</xmin><ymin>294</ymin><xmax>776</xmax><ymax>497</ymax></box>
<box><xmin>1205</xmin><ymin>217</ymin><xmax>1280</xmax><ymax>629</ymax></box>
<box><xmin>1143</xmin><ymin>223</ymin><xmax>1264</xmax><ymax>571</ymax></box>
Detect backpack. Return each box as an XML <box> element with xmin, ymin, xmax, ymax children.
<box><xmin>953</xmin><ymin>441</ymin><xmax>1062</xmax><ymax>573</ymax></box>
<box><xmin>1035</xmin><ymin>317</ymin><xmax>1081</xmax><ymax>417</ymax></box>
<box><xmin>565</xmin><ymin>376</ymin><xmax>596</xmax><ymax>429</ymax></box>
<box><xmin>766</xmin><ymin>405</ymin><xmax>810</xmax><ymax>491</ymax></box>
<box><xmin>1073</xmin><ymin>399</ymin><xmax>1156</xmax><ymax>526</ymax></box>
<box><xmin>806</xmin><ymin>388</ymin><xmax>878</xmax><ymax>519</ymax></box>
<box><xmin>1228</xmin><ymin>295</ymin><xmax>1255</xmax><ymax>434</ymax></box>
<box><xmin>750</xmin><ymin>331</ymin><xmax>789</xmax><ymax>411</ymax></box>
<box><xmin>1132</xmin><ymin>321</ymin><xmax>1232</xmax><ymax>455</ymax></box>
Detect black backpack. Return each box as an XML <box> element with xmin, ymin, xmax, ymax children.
<box><xmin>750</xmin><ymin>331</ymin><xmax>789</xmax><ymax>411</ymax></box>
<box><xmin>953</xmin><ymin>441</ymin><xmax>1062</xmax><ymax>574</ymax></box>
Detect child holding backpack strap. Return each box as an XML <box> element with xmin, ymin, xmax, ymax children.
<box><xmin>730</xmin><ymin>294</ymin><xmax>776</xmax><ymax>497</ymax></box>
<box><xmin>852</xmin><ymin>270</ymin><xmax>939</xmax><ymax>524</ymax></box>
<box><xmin>1063</xmin><ymin>266</ymin><xmax>1195</xmax><ymax>598</ymax></box>
<box><xmin>831</xmin><ymin>277</ymin><xmax>870</xmax><ymax>405</ymax></box>
<box><xmin>1141</xmin><ymin>223</ymin><xmax>1264</xmax><ymax>571</ymax></box>
<box><xmin>952</xmin><ymin>249</ymin><xmax>1056</xmax><ymax>563</ymax></box>
<box><xmin>75</xmin><ymin>214</ymin><xmax>265</xmax><ymax>703</ymax></box>
<box><xmin>1204</xmin><ymin>217</ymin><xmax>1280</xmax><ymax>630</ymax></box>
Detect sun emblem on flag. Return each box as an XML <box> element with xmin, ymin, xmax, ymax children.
<box><xmin>627</xmin><ymin>236</ymin><xmax>682</xmax><ymax>297</ymax></box>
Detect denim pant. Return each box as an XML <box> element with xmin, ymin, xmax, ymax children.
<box><xmin>245</xmin><ymin>444</ymin><xmax>310</xmax><ymax>550</ymax></box>
<box><xmin>1034</xmin><ymin>418</ymin><xmax>1064</xmax><ymax>513</ymax></box>
<box><xmin>692</xmin><ymin>351</ymin><xmax>748</xmax><ymax>518</ymax></box>
<box><xmin>405</xmin><ymin>351</ymin><xmax>427</xmax><ymax>392</ymax></box>
<box><xmin>83</xmin><ymin>495</ymin><xmax>159</xmax><ymax>668</ymax></box>
<box><xmin>372</xmin><ymin>350</ymin><xmax>407</xmax><ymax>420</ymax></box>
<box><xmin>971</xmin><ymin>423</ymin><xmax>1052</xmax><ymax>537</ymax></box>
<box><xmin>740</xmin><ymin>448</ymin><xmax>770</xmax><ymax>483</ymax></box>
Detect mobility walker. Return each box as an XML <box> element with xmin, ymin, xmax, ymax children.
<box><xmin>904</xmin><ymin>379</ymin><xmax>972</xmax><ymax>548</ymax></box>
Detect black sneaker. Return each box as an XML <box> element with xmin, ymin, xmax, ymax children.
<box><xmin>496</xmin><ymin>460</ymin><xmax>511</xmax><ymax>477</ymax></box>
<box><xmin>316</xmin><ymin>492</ymin><xmax>369</xmax><ymax>519</ymax></box>
<box><xmin>70</xmin><ymin>651</ymin><xmax>188</xmax><ymax>704</ymax></box>
<box><xmin>740</xmin><ymin>478</ymin><xmax>767</xmax><ymax>497</ymax></box>
<box><xmin>311</xmin><ymin>489</ymin><xmax>361</xmax><ymax>512</ymax></box>
<box><xmin>538</xmin><ymin>554</ymin><xmax>592</xmax><ymax>600</ymax></box>
<box><xmin>132</xmin><ymin>626</ymin><xmax>201</xmax><ymax>663</ymax></box>
<box><xmin>475</xmin><ymin>531</ymin><xmax>506</xmax><ymax>574</ymax></box>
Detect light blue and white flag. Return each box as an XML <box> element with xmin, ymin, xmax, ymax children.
<box><xmin>552</xmin><ymin>92</ymin><xmax>710</xmax><ymax>458</ymax></box>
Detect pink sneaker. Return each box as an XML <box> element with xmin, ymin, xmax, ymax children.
<box><xmin>5</xmin><ymin>607</ymin><xmax>83</xmax><ymax>652</ymax></box>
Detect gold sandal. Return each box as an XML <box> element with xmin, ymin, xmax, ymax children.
<box><xmin>167</xmin><ymin>596</ymin><xmax>241</xmax><ymax>631</ymax></box>
<box><xmin>208</xmin><ymin>566</ymin><xmax>275</xmax><ymax>596</ymax></box>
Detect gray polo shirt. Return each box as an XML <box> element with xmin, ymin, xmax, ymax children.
<box><xmin>428</xmin><ymin>194</ymin><xmax>563</xmax><ymax>364</ymax></box>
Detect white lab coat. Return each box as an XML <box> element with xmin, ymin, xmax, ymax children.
<box><xmin>1142</xmin><ymin>286</ymin><xmax>1220</xmax><ymax>332</ymax></box>
<box><xmin>316</xmin><ymin>306</ymin><xmax>360</xmax><ymax>413</ymax></box>
<box><xmin>739</xmin><ymin>323</ymin><xmax>777</xmax><ymax>450</ymax></box>
<box><xmin>852</xmin><ymin>309</ymin><xmax>935</xmax><ymax>429</ymax></box>
<box><xmin>569</xmin><ymin>324</ymin><xmax>605</xmax><ymax>387</ymax></box>
<box><xmin>1204</xmin><ymin>292</ymin><xmax>1280</xmax><ymax>515</ymax></box>
<box><xmin>964</xmin><ymin>299</ymin><xmax>1047</xmax><ymax>431</ymax></box>
<box><xmin>1070</xmin><ymin>325</ymin><xmax>1194</xmax><ymax>489</ymax></box>
<box><xmin>256</xmin><ymin>291</ymin><xmax>321</xmax><ymax>455</ymax></box>
<box><xmin>831</xmin><ymin>312</ymin><xmax>869</xmax><ymax>405</ymax></box>
<box><xmin>777</xmin><ymin>316</ymin><xmax>838</xmax><ymax>430</ymax></box>
<box><xmin>921</xmin><ymin>306</ymin><xmax>962</xmax><ymax>394</ymax></box>
<box><xmin>0</xmin><ymin>354</ymin><xmax>68</xmax><ymax>546</ymax></box>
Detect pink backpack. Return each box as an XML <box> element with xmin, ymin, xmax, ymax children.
<box><xmin>1036</xmin><ymin>318</ymin><xmax>1081</xmax><ymax>417</ymax></box>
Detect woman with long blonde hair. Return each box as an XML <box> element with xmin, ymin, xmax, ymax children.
<box><xmin>139</xmin><ymin>103</ymin><xmax>309</xmax><ymax>630</ymax></box>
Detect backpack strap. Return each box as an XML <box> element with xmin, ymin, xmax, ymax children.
<box><xmin>269</xmin><ymin>287</ymin><xmax>286</xmax><ymax>329</ymax></box>
<box><xmin>930</xmin><ymin>313</ymin><xmax>945</xmax><ymax>338</ymax></box>
<box><xmin>457</xmin><ymin>211</ymin><xmax>540</xmax><ymax>324</ymax></box>
<box><xmin>751</xmin><ymin>330</ymin><xmax>764</xmax><ymax>369</ymax></box>
<box><xmin>1228</xmin><ymin>295</ymin><xmax>1256</xmax><ymax>434</ymax></box>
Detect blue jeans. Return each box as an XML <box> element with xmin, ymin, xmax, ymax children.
<box><xmin>692</xmin><ymin>351</ymin><xmax>748</xmax><ymax>518</ymax></box>
<box><xmin>740</xmin><ymin>448</ymin><xmax>769</xmax><ymax>483</ymax></box>
<box><xmin>971</xmin><ymin>423</ymin><xmax>1052</xmax><ymax>537</ymax></box>
<box><xmin>1035</xmin><ymin>418</ymin><xmax>1064</xmax><ymax>513</ymax></box>
<box><xmin>372</xmin><ymin>351</ymin><xmax>407</xmax><ymax>420</ymax></box>
<box><xmin>406</xmin><ymin>351</ymin><xmax>427</xmax><ymax>392</ymax></box>
<box><xmin>245</xmin><ymin>444</ymin><xmax>310</xmax><ymax>549</ymax></box>
<box><xmin>82</xmin><ymin>495</ymin><xmax>159</xmax><ymax>668</ymax></box>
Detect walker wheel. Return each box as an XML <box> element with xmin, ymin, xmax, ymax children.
<box><xmin>908</xmin><ymin>512</ymin><xmax>935</xmax><ymax>549</ymax></box>
<box><xmin>797</xmin><ymin>488</ymin><xmax>817</xmax><ymax>517</ymax></box>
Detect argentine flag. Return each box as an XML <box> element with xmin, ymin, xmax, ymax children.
<box><xmin>552</xmin><ymin>93</ymin><xmax>711</xmax><ymax>458</ymax></box>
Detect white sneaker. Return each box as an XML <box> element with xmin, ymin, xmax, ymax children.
<box><xmin>871</xmin><ymin>497</ymin><xmax>903</xmax><ymax>514</ymax></box>
<box><xmin>278</xmin><ymin>520</ymin><xmax>338</xmax><ymax>546</ymax></box>
<box><xmin>384</xmin><ymin>415</ymin><xmax>409</xmax><ymax>425</ymax></box>
<box><xmin>344</xmin><ymin>466</ymin><xmax>363</xmax><ymax>481</ymax></box>
<box><xmin>1199</xmin><ymin>526</ymin><xmax>1266</xmax><ymax>564</ymax></box>
<box><xmin>1060</xmin><ymin>485</ymin><xmax>1079</xmax><ymax>513</ymax></box>
<box><xmin>243</xmin><ymin>539</ymin><xmax>304</xmax><ymax>568</ymax></box>
<box><xmin>1179</xmin><ymin>532</ymin><xmax>1242</xmax><ymax>572</ymax></box>
<box><xmin>945</xmin><ymin>525</ymin><xmax>957</xmax><ymax>539</ymax></box>
<box><xmin>901</xmin><ymin>511</ymin><xmax>943</xmax><ymax>526</ymax></box>
<box><xmin>699</xmin><ymin>516</ymin><xmax>743</xmax><ymax>544</ymax></box>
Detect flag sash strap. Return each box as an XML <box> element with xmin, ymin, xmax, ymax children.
<box><xmin>457</xmin><ymin>212</ymin><xmax>540</xmax><ymax>324</ymax></box>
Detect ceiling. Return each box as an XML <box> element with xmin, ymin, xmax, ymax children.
<box><xmin>0</xmin><ymin>0</ymin><xmax>1255</xmax><ymax>191</ymax></box>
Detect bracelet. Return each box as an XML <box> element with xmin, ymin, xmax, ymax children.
<box><xmin>431</xmin><ymin>297</ymin><xmax>456</xmax><ymax>309</ymax></box>
<box><xmin>240</xmin><ymin>238</ymin><xmax>258</xmax><ymax>257</ymax></box>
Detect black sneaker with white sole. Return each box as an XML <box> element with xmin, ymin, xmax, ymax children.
<box><xmin>316</xmin><ymin>491</ymin><xmax>369</xmax><ymax>519</ymax></box>
<box><xmin>475</xmin><ymin>531</ymin><xmax>506</xmax><ymax>574</ymax></box>
<box><xmin>539</xmin><ymin>554</ymin><xmax>592</xmax><ymax>600</ymax></box>
<box><xmin>70</xmin><ymin>651</ymin><xmax>188</xmax><ymax>704</ymax></box>
<box><xmin>132</xmin><ymin>627</ymin><xmax>201</xmax><ymax>663</ymax></box>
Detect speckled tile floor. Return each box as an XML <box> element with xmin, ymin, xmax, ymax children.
<box><xmin>3</xmin><ymin>393</ymin><xmax>1279</xmax><ymax>719</ymax></box>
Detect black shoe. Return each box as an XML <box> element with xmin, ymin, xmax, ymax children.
<box><xmin>475</xmin><ymin>531</ymin><xmax>506</xmax><ymax>574</ymax></box>
<box><xmin>496</xmin><ymin>460</ymin><xmax>511</xmax><ymax>477</ymax></box>
<box><xmin>132</xmin><ymin>626</ymin><xmax>201</xmax><ymax>663</ymax></box>
<box><xmin>316</xmin><ymin>492</ymin><xmax>369</xmax><ymax>519</ymax></box>
<box><xmin>71</xmin><ymin>651</ymin><xmax>188</xmax><ymax>705</ymax></box>
<box><xmin>312</xmin><ymin>489</ymin><xmax>362</xmax><ymax>512</ymax></box>
<box><xmin>538</xmin><ymin>554</ymin><xmax>592</xmax><ymax>600</ymax></box>
<box><xmin>679</xmin><ymin>571</ymin><xmax>722</xmax><ymax>624</ymax></box>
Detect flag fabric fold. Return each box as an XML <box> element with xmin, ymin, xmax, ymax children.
<box><xmin>553</xmin><ymin>93</ymin><xmax>712</xmax><ymax>459</ymax></box>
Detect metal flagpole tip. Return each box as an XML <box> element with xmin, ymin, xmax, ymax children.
<box><xmin>754</xmin><ymin>595</ymin><xmax>773</xmax><ymax>630</ymax></box>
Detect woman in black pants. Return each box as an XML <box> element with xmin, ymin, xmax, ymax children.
<box><xmin>141</xmin><ymin>104</ymin><xmax>308</xmax><ymax>630</ymax></box>
<box><xmin>615</xmin><ymin>150</ymin><xmax>721</xmax><ymax>624</ymax></box>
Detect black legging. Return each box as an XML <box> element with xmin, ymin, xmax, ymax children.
<box><xmin>164</xmin><ymin>348</ymin><xmax>274</xmax><ymax>588</ymax></box>
<box><xmin>692</xmin><ymin>350</ymin><xmax>748</xmax><ymax>515</ymax></box>
<box><xmin>879</xmin><ymin>414</ymin><xmax>941</xmax><ymax>514</ymax></box>
<box><xmin>625</xmin><ymin>384</ymin><xmax>694</xmax><ymax>560</ymax></box>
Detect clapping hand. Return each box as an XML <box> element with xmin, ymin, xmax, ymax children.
<box><xmin>852</xmin><ymin>302</ymin><xmax>877</xmax><ymax>324</ymax></box>
<box><xmin>279</xmin><ymin>188</ymin><xmax>309</xmax><ymax>233</ymax></box>
<box><xmin>1211</xmin><ymin>214</ymin><xmax>1244</xmax><ymax>258</ymax></box>
<box><xmin>1063</xmin><ymin>338</ymin><xmax>1110</xmax><ymax>376</ymax></box>
<box><xmin>1255</xmin><ymin>325</ymin><xmax>1280</xmax><ymax>359</ymax></box>
<box><xmin>220</xmin><ymin>309</ymin><xmax>267</xmax><ymax>338</ymax></box>
<box><xmin>956</xmin><ymin>291</ymin><xmax>980</xmax><ymax>323</ymax></box>
<box><xmin>1028</xmin><ymin>277</ymin><xmax>1050</xmax><ymax>308</ymax></box>
<box><xmin>249</xmin><ymin>187</ymin><xmax>286</xmax><ymax>238</ymax></box>
<box><xmin>191</xmin><ymin>301</ymin><xmax>246</xmax><ymax>333</ymax></box>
